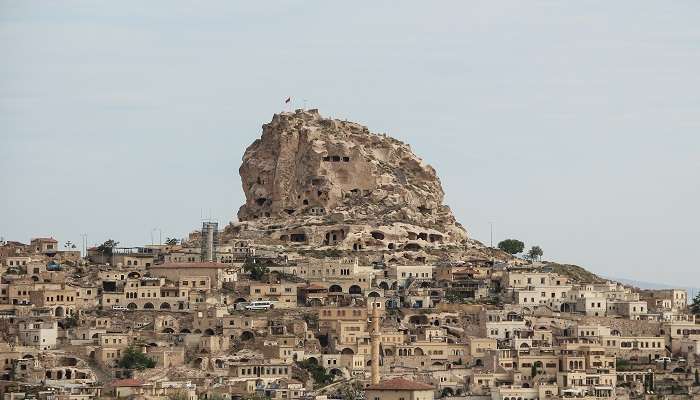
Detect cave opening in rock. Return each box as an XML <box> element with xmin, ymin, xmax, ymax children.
<box><xmin>290</xmin><ymin>233</ymin><xmax>306</xmax><ymax>242</ymax></box>
<box><xmin>429</xmin><ymin>234</ymin><xmax>443</xmax><ymax>243</ymax></box>
<box><xmin>370</xmin><ymin>231</ymin><xmax>385</xmax><ymax>240</ymax></box>
<box><xmin>404</xmin><ymin>243</ymin><xmax>422</xmax><ymax>251</ymax></box>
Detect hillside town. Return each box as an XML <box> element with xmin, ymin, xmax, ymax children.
<box><xmin>2</xmin><ymin>110</ymin><xmax>699</xmax><ymax>400</ymax></box>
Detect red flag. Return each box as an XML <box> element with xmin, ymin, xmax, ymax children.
<box><xmin>285</xmin><ymin>97</ymin><xmax>291</xmax><ymax>104</ymax></box>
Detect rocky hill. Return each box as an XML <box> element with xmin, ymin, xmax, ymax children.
<box><xmin>232</xmin><ymin>109</ymin><xmax>475</xmax><ymax>259</ymax></box>
<box><xmin>535</xmin><ymin>262</ymin><xmax>605</xmax><ymax>283</ymax></box>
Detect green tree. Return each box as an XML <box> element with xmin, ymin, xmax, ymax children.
<box><xmin>497</xmin><ymin>239</ymin><xmax>525</xmax><ymax>255</ymax></box>
<box><xmin>527</xmin><ymin>246</ymin><xmax>543</xmax><ymax>261</ymax></box>
<box><xmin>243</xmin><ymin>260</ymin><xmax>269</xmax><ymax>281</ymax></box>
<box><xmin>62</xmin><ymin>314</ymin><xmax>80</xmax><ymax>329</ymax></box>
<box><xmin>96</xmin><ymin>239</ymin><xmax>119</xmax><ymax>256</ymax></box>
<box><xmin>616</xmin><ymin>358</ymin><xmax>631</xmax><ymax>371</ymax></box>
<box><xmin>117</xmin><ymin>346</ymin><xmax>156</xmax><ymax>370</ymax></box>
<box><xmin>690</xmin><ymin>292</ymin><xmax>700</xmax><ymax>315</ymax></box>
<box><xmin>445</xmin><ymin>292</ymin><xmax>463</xmax><ymax>303</ymax></box>
<box><xmin>297</xmin><ymin>359</ymin><xmax>334</xmax><ymax>387</ymax></box>
<box><xmin>337</xmin><ymin>381</ymin><xmax>364</xmax><ymax>400</ymax></box>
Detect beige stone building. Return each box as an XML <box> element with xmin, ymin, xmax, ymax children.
<box><xmin>365</xmin><ymin>377</ymin><xmax>434</xmax><ymax>400</ymax></box>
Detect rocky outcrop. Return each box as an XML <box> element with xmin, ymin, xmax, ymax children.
<box><xmin>233</xmin><ymin>109</ymin><xmax>468</xmax><ymax>253</ymax></box>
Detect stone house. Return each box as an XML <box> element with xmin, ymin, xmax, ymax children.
<box><xmin>29</xmin><ymin>238</ymin><xmax>57</xmax><ymax>254</ymax></box>
<box><xmin>365</xmin><ymin>377</ymin><xmax>435</xmax><ymax>400</ymax></box>
<box><xmin>248</xmin><ymin>281</ymin><xmax>300</xmax><ymax>308</ymax></box>
<box><xmin>17</xmin><ymin>317</ymin><xmax>58</xmax><ymax>350</ymax></box>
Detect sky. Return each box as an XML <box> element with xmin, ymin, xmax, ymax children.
<box><xmin>1</xmin><ymin>1</ymin><xmax>699</xmax><ymax>287</ymax></box>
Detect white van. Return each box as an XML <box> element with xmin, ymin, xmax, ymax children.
<box><xmin>244</xmin><ymin>301</ymin><xmax>274</xmax><ymax>310</ymax></box>
<box><xmin>112</xmin><ymin>305</ymin><xmax>128</xmax><ymax>311</ymax></box>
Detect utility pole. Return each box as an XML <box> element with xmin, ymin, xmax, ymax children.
<box><xmin>152</xmin><ymin>228</ymin><xmax>162</xmax><ymax>246</ymax></box>
<box><xmin>489</xmin><ymin>222</ymin><xmax>495</xmax><ymax>266</ymax></box>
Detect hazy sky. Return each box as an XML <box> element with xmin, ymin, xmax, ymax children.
<box><xmin>1</xmin><ymin>1</ymin><xmax>699</xmax><ymax>286</ymax></box>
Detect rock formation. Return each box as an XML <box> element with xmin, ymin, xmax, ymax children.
<box><xmin>232</xmin><ymin>109</ymin><xmax>470</xmax><ymax>256</ymax></box>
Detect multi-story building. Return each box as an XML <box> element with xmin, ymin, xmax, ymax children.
<box><xmin>18</xmin><ymin>317</ymin><xmax>58</xmax><ymax>350</ymax></box>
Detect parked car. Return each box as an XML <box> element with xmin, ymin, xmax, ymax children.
<box><xmin>112</xmin><ymin>305</ymin><xmax>128</xmax><ymax>311</ymax></box>
<box><xmin>655</xmin><ymin>357</ymin><xmax>672</xmax><ymax>364</ymax></box>
<box><xmin>244</xmin><ymin>301</ymin><xmax>275</xmax><ymax>310</ymax></box>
